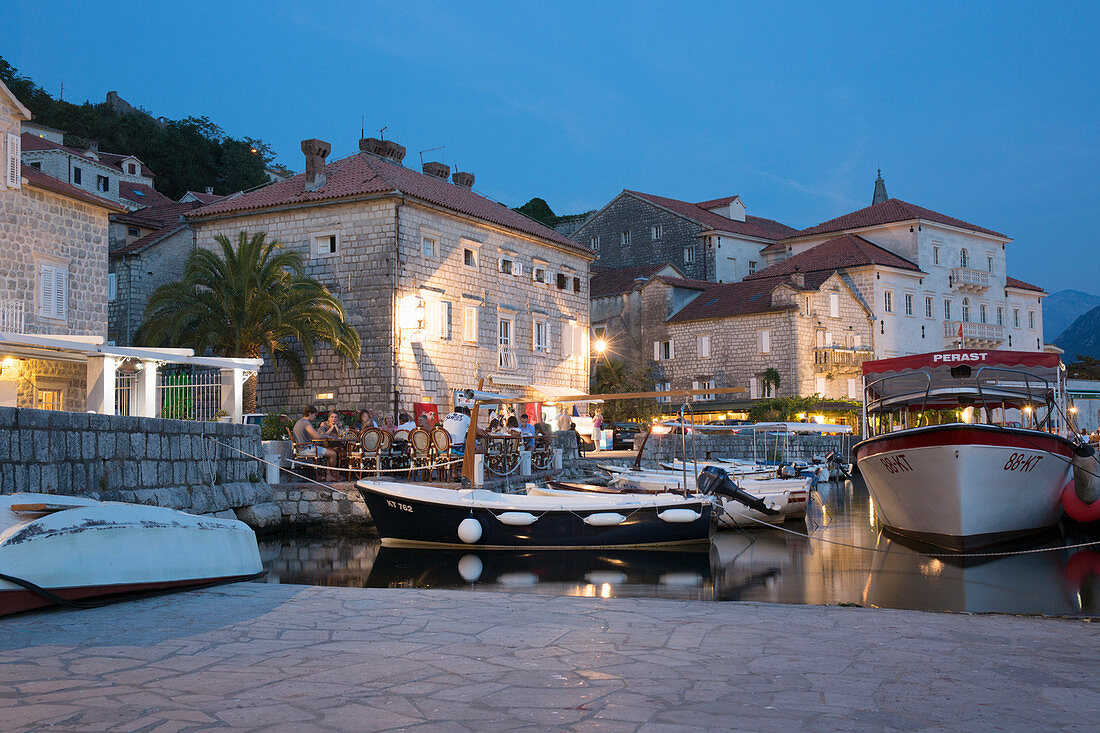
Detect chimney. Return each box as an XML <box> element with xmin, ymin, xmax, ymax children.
<box><xmin>422</xmin><ymin>161</ymin><xmax>450</xmax><ymax>179</ymax></box>
<box><xmin>359</xmin><ymin>137</ymin><xmax>406</xmax><ymax>163</ymax></box>
<box><xmin>790</xmin><ymin>270</ymin><xmax>805</xmax><ymax>288</ymax></box>
<box><xmin>86</xmin><ymin>141</ymin><xmax>99</xmax><ymax>153</ymax></box>
<box><xmin>452</xmin><ymin>170</ymin><xmax>475</xmax><ymax>187</ymax></box>
<box><xmin>301</xmin><ymin>138</ymin><xmax>330</xmax><ymax>191</ymax></box>
<box><xmin>205</xmin><ymin>186</ymin><xmax>214</xmax><ymax>195</ymax></box>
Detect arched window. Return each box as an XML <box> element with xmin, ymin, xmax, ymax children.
<box><xmin>962</xmin><ymin>298</ymin><xmax>971</xmax><ymax>322</ymax></box>
<box><xmin>960</xmin><ymin>249</ymin><xmax>969</xmax><ymax>268</ymax></box>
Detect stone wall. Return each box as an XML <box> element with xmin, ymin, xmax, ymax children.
<box><xmin>109</xmin><ymin>226</ymin><xmax>195</xmax><ymax>345</ymax></box>
<box><xmin>10</xmin><ymin>359</ymin><xmax>86</xmax><ymax>412</ymax></box>
<box><xmin>270</xmin><ymin>483</ymin><xmax>371</xmax><ymax>529</ymax></box>
<box><xmin>0</xmin><ymin>406</ymin><xmax>280</xmax><ymax>529</ymax></box>
<box><xmin>1</xmin><ymin>183</ymin><xmax>110</xmax><ymax>337</ymax></box>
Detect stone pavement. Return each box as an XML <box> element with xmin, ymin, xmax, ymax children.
<box><xmin>0</xmin><ymin>584</ymin><xmax>1098</xmax><ymax>732</ymax></box>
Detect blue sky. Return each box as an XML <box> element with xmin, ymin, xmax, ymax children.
<box><xmin>8</xmin><ymin>1</ymin><xmax>1097</xmax><ymax>292</ymax></box>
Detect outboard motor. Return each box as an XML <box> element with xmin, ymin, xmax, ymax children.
<box><xmin>825</xmin><ymin>450</ymin><xmax>851</xmax><ymax>479</ymax></box>
<box><xmin>696</xmin><ymin>466</ymin><xmax>780</xmax><ymax>516</ymax></box>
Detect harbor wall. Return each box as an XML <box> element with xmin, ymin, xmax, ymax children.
<box><xmin>640</xmin><ymin>431</ymin><xmax>857</xmax><ymax>464</ymax></box>
<box><xmin>0</xmin><ymin>406</ymin><xmax>281</xmax><ymax>529</ymax></box>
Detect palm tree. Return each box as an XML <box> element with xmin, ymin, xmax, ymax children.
<box><xmin>761</xmin><ymin>367</ymin><xmax>781</xmax><ymax>398</ymax></box>
<box><xmin>137</xmin><ymin>231</ymin><xmax>361</xmax><ymax>411</ymax></box>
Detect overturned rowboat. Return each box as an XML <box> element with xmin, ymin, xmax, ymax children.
<box><xmin>356</xmin><ymin>481</ymin><xmax>714</xmax><ymax>549</ymax></box>
<box><xmin>0</xmin><ymin>493</ymin><xmax>264</xmax><ymax>617</ymax></box>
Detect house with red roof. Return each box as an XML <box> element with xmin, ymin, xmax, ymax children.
<box><xmin>760</xmin><ymin>173</ymin><xmax>1046</xmax><ymax>357</ymax></box>
<box><xmin>20</xmin><ymin>124</ymin><xmax>173</xmax><ymax>210</ymax></box>
<box><xmin>186</xmin><ymin>136</ymin><xmax>595</xmax><ymax>416</ymax></box>
<box><xmin>571</xmin><ymin>190</ymin><xmax>796</xmax><ymax>283</ymax></box>
<box><xmin>1</xmin><ymin>79</ymin><xmax>127</xmax><ymax>410</ymax></box>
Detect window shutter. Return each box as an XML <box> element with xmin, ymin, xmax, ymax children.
<box><xmin>54</xmin><ymin>268</ymin><xmax>67</xmax><ymax>320</ymax></box>
<box><xmin>847</xmin><ymin>378</ymin><xmax>858</xmax><ymax>399</ymax></box>
<box><xmin>108</xmin><ymin>273</ymin><xmax>117</xmax><ymax>301</ymax></box>
<box><xmin>39</xmin><ymin>267</ymin><xmax>53</xmax><ymax>317</ymax></box>
<box><xmin>829</xmin><ymin>292</ymin><xmax>839</xmax><ymax>318</ymax></box>
<box><xmin>653</xmin><ymin>341</ymin><xmax>660</xmax><ymax>361</ymax></box>
<box><xmin>532</xmin><ymin>320</ymin><xmax>539</xmax><ymax>351</ymax></box>
<box><xmin>513</xmin><ymin>261</ymin><xmax>523</xmax><ymax>277</ymax></box>
<box><xmin>578</xmin><ymin>328</ymin><xmax>587</xmax><ymax>359</ymax></box>
<box><xmin>760</xmin><ymin>330</ymin><xmax>770</xmax><ymax>354</ymax></box>
<box><xmin>750</xmin><ymin>380</ymin><xmax>759</xmax><ymax>399</ymax></box>
<box><xmin>464</xmin><ymin>306</ymin><xmax>478</xmax><ymax>343</ymax></box>
<box><xmin>692</xmin><ymin>380</ymin><xmax>700</xmax><ymax>394</ymax></box>
<box><xmin>6</xmin><ymin>133</ymin><xmax>20</xmax><ymax>189</ymax></box>
<box><xmin>668</xmin><ymin>340</ymin><xmax>675</xmax><ymax>360</ymax></box>
<box><xmin>425</xmin><ymin>296</ymin><xmax>440</xmax><ymax>339</ymax></box>
<box><xmin>824</xmin><ymin>331</ymin><xmax>832</xmax><ymax>346</ymax></box>
<box><xmin>699</xmin><ymin>335</ymin><xmax>710</xmax><ymax>358</ymax></box>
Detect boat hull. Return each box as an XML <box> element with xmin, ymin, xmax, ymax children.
<box><xmin>854</xmin><ymin>425</ymin><xmax>1074</xmax><ymax>550</ymax></box>
<box><xmin>0</xmin><ymin>493</ymin><xmax>263</xmax><ymax>617</ymax></box>
<box><xmin>357</xmin><ymin>482</ymin><xmax>714</xmax><ymax>549</ymax></box>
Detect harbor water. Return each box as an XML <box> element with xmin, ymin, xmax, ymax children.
<box><xmin>259</xmin><ymin>477</ymin><xmax>1100</xmax><ymax>616</ymax></box>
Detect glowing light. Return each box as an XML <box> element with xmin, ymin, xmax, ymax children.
<box><xmin>398</xmin><ymin>295</ymin><xmax>426</xmax><ymax>331</ymax></box>
<box><xmin>315</xmin><ymin>392</ymin><xmax>335</xmax><ymax>401</ymax></box>
<box><xmin>1024</xmin><ymin>405</ymin><xmax>1033</xmax><ymax>414</ymax></box>
<box><xmin>593</xmin><ymin>338</ymin><xmax>607</xmax><ymax>354</ymax></box>
<box><xmin>1069</xmin><ymin>406</ymin><xmax>1078</xmax><ymax>414</ymax></box>
<box><xmin>600</xmin><ymin>583</ymin><xmax>612</xmax><ymax>599</ymax></box>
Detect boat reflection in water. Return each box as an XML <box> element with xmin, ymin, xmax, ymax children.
<box><xmin>259</xmin><ymin>478</ymin><xmax>1100</xmax><ymax>616</ymax></box>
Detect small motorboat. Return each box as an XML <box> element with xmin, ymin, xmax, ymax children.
<box><xmin>356</xmin><ymin>480</ymin><xmax>714</xmax><ymax>549</ymax></box>
<box><xmin>0</xmin><ymin>493</ymin><xmax>264</xmax><ymax>617</ymax></box>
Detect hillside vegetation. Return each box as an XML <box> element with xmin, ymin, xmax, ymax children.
<box><xmin>1</xmin><ymin>56</ymin><xmax>283</xmax><ymax>200</ymax></box>
<box><xmin>1055</xmin><ymin>305</ymin><xmax>1100</xmax><ymax>360</ymax></box>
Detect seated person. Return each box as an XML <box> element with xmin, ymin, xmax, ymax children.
<box><xmin>396</xmin><ymin>411</ymin><xmax>416</xmax><ymax>432</ymax></box>
<box><xmin>292</xmin><ymin>406</ymin><xmax>338</xmax><ymax>480</ymax></box>
<box><xmin>518</xmin><ymin>413</ymin><xmax>537</xmax><ymax>449</ymax></box>
<box><xmin>356</xmin><ymin>409</ymin><xmax>376</xmax><ymax>433</ymax></box>
<box><xmin>380</xmin><ymin>414</ymin><xmax>396</xmax><ymax>434</ymax></box>
<box><xmin>570</xmin><ymin>421</ymin><xmax>586</xmax><ymax>458</ymax></box>
<box><xmin>320</xmin><ymin>411</ymin><xmax>343</xmax><ymax>437</ymax></box>
<box><xmin>416</xmin><ymin>413</ymin><xmax>432</xmax><ymax>429</ymax></box>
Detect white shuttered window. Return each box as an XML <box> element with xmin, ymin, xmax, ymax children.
<box><xmin>38</xmin><ymin>264</ymin><xmax>68</xmax><ymax>320</ymax></box>
<box><xmin>6</xmin><ymin>133</ymin><xmax>21</xmax><ymax>189</ymax></box>
<box><xmin>698</xmin><ymin>335</ymin><xmax>711</xmax><ymax>359</ymax></box>
<box><xmin>758</xmin><ymin>329</ymin><xmax>771</xmax><ymax>354</ymax></box>
<box><xmin>463</xmin><ymin>305</ymin><xmax>478</xmax><ymax>343</ymax></box>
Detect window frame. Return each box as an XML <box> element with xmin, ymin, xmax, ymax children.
<box><xmin>463</xmin><ymin>305</ymin><xmax>479</xmax><ymax>343</ymax></box>
<box><xmin>683</xmin><ymin>246</ymin><xmax>695</xmax><ymax>265</ymax></box>
<box><xmin>36</xmin><ymin>260</ymin><xmax>69</xmax><ymax>321</ymax></box>
<box><xmin>883</xmin><ymin>290</ymin><xmax>894</xmax><ymax>313</ymax></box>
<box><xmin>747</xmin><ymin>260</ymin><xmax>757</xmax><ymax>275</ymax></box>
<box><xmin>904</xmin><ymin>293</ymin><xmax>913</xmax><ymax>316</ymax></box>
<box><xmin>652</xmin><ymin>224</ymin><xmax>663</xmax><ymax>240</ymax></box>
<box><xmin>310</xmin><ymin>230</ymin><xmax>340</xmax><ymax>258</ymax></box>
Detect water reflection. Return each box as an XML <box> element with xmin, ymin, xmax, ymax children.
<box><xmin>259</xmin><ymin>478</ymin><xmax>1100</xmax><ymax>615</ymax></box>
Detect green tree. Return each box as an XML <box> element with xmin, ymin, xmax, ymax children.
<box><xmin>137</xmin><ymin>232</ymin><xmax>361</xmax><ymax>411</ymax></box>
<box><xmin>591</xmin><ymin>359</ymin><xmax>660</xmax><ymax>423</ymax></box>
<box><xmin>761</xmin><ymin>367</ymin><xmax>781</xmax><ymax>397</ymax></box>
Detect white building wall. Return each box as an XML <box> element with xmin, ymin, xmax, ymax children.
<box><xmin>712</xmin><ymin>234</ymin><xmax>768</xmax><ymax>283</ymax></box>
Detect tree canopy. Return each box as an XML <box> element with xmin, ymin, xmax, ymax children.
<box><xmin>0</xmin><ymin>56</ymin><xmax>276</xmax><ymax>200</ymax></box>
<box><xmin>138</xmin><ymin>232</ymin><xmax>361</xmax><ymax>408</ymax></box>
<box><xmin>591</xmin><ymin>359</ymin><xmax>660</xmax><ymax>424</ymax></box>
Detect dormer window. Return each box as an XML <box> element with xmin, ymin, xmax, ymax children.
<box><xmin>127</xmin><ymin>163</ymin><xmax>136</xmax><ymax>174</ymax></box>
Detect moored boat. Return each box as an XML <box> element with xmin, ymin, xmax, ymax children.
<box><xmin>854</xmin><ymin>350</ymin><xmax>1080</xmax><ymax>550</ymax></box>
<box><xmin>356</xmin><ymin>480</ymin><xmax>715</xmax><ymax>549</ymax></box>
<box><xmin>0</xmin><ymin>493</ymin><xmax>264</xmax><ymax>617</ymax></box>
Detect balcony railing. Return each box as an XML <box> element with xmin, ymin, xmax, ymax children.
<box><xmin>948</xmin><ymin>267</ymin><xmax>991</xmax><ymax>291</ymax></box>
<box><xmin>498</xmin><ymin>348</ymin><xmax>517</xmax><ymax>370</ymax></box>
<box><xmin>0</xmin><ymin>299</ymin><xmax>25</xmax><ymax>332</ymax></box>
<box><xmin>944</xmin><ymin>321</ymin><xmax>1005</xmax><ymax>343</ymax></box>
<box><xmin>813</xmin><ymin>346</ymin><xmax>874</xmax><ymax>372</ymax></box>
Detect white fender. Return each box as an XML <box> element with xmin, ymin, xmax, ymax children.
<box><xmin>457</xmin><ymin>517</ymin><xmax>482</xmax><ymax>543</ymax></box>
<box><xmin>496</xmin><ymin>511</ymin><xmax>538</xmax><ymax>526</ymax></box>
<box><xmin>658</xmin><ymin>508</ymin><xmax>701</xmax><ymax>523</ymax></box>
<box><xmin>583</xmin><ymin>512</ymin><xmax>625</xmax><ymax>526</ymax></box>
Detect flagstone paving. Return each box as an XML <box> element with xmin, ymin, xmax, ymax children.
<box><xmin>0</xmin><ymin>584</ymin><xmax>1097</xmax><ymax>731</ymax></box>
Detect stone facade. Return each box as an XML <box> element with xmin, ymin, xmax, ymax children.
<box><xmin>8</xmin><ymin>358</ymin><xmax>86</xmax><ymax>412</ymax></box>
<box><xmin>641</xmin><ymin>430</ymin><xmax>856</xmax><ymax>464</ymax></box>
<box><xmin>577</xmin><ymin>193</ymin><xmax>713</xmax><ymax>279</ymax></box>
<box><xmin>0</xmin><ymin>405</ymin><xmax>280</xmax><ymax>529</ymax></box>
<box><xmin>191</xmin><ymin>194</ymin><xmax>592</xmax><ymax>416</ymax></box>
<box><xmin>661</xmin><ymin>274</ymin><xmax>872</xmax><ymax>401</ymax></box>
<box><xmin>109</xmin><ymin>226</ymin><xmax>195</xmax><ymax>345</ymax></box>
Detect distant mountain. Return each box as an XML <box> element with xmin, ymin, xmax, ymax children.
<box><xmin>1042</xmin><ymin>289</ymin><xmax>1100</xmax><ymax>340</ymax></box>
<box><xmin>1055</xmin><ymin>305</ymin><xmax>1100</xmax><ymax>360</ymax></box>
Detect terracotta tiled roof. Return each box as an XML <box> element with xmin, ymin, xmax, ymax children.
<box><xmin>667</xmin><ymin>271</ymin><xmax>835</xmax><ymax>323</ymax></box>
<box><xmin>21</xmin><ymin>164</ymin><xmax>125</xmax><ymax>212</ymax></box>
<box><xmin>652</xmin><ymin>275</ymin><xmax>713</xmax><ymax>290</ymax></box>
<box><xmin>590</xmin><ymin>263</ymin><xmax>677</xmax><ymax>298</ymax></box>
<box><xmin>112</xmin><ymin>201</ymin><xmax>205</xmax><ymax>230</ymax></box>
<box><xmin>181</xmin><ymin>191</ymin><xmax>226</xmax><ymax>204</ymax></box>
<box><xmin>779</xmin><ymin>198</ymin><xmax>1007</xmax><ymax>244</ymax></box>
<box><xmin>21</xmin><ymin>133</ymin><xmax>156</xmax><ymax>178</ymax></box>
<box><xmin>112</xmin><ymin>223</ymin><xmax>189</xmax><ymax>255</ymax></box>
<box><xmin>624</xmin><ymin>190</ymin><xmax>798</xmax><ymax>241</ymax></box>
<box><xmin>746</xmin><ymin>234</ymin><xmax>922</xmax><ymax>280</ymax></box>
<box><xmin>188</xmin><ymin>152</ymin><xmax>593</xmax><ymax>256</ymax></box>
<box><xmin>119</xmin><ymin>181</ymin><xmax>174</xmax><ymax>207</ymax></box>
<box><xmin>1005</xmin><ymin>276</ymin><xmax>1045</xmax><ymax>293</ymax></box>
<box><xmin>694</xmin><ymin>195</ymin><xmax>740</xmax><ymax>210</ymax></box>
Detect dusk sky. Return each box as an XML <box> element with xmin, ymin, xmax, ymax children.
<box><xmin>8</xmin><ymin>1</ymin><xmax>1097</xmax><ymax>293</ymax></box>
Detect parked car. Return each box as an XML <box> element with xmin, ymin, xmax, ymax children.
<box><xmin>610</xmin><ymin>423</ymin><xmax>641</xmax><ymax>450</ymax></box>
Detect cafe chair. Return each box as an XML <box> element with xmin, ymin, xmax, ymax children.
<box><xmin>287</xmin><ymin>428</ymin><xmax>321</xmax><ymax>479</ymax></box>
<box><xmin>358</xmin><ymin>428</ymin><xmax>385</xmax><ymax>476</ymax></box>
<box><xmin>429</xmin><ymin>426</ymin><xmax>453</xmax><ymax>481</ymax></box>
<box><xmin>408</xmin><ymin>428</ymin><xmax>433</xmax><ymax>481</ymax></box>
<box><xmin>531</xmin><ymin>435</ymin><xmax>554</xmax><ymax>471</ymax></box>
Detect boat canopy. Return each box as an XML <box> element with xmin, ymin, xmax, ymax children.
<box><xmin>862</xmin><ymin>350</ymin><xmax>1064</xmax><ymax>412</ymax></box>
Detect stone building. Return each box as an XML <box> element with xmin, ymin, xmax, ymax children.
<box><xmin>20</xmin><ymin>124</ymin><xmax>173</xmax><ymax>211</ymax></box>
<box><xmin>186</xmin><ymin>137</ymin><xmax>595</xmax><ymax>416</ymax></box>
<box><xmin>1</xmin><ymin>78</ymin><xmax>125</xmax><ymax>410</ymax></box>
<box><xmin>107</xmin><ymin>201</ymin><xmax>206</xmax><ymax>345</ymax></box>
<box><xmin>572</xmin><ymin>190</ymin><xmax>796</xmax><ymax>283</ymax></box>
<box><xmin>761</xmin><ymin>176</ymin><xmax>1047</xmax><ymax>357</ymax></box>
<box><xmin>590</xmin><ymin>248</ymin><xmax>874</xmax><ymax>408</ymax></box>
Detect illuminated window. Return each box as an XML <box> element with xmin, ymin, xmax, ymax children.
<box><xmin>37</xmin><ymin>388</ymin><xmax>63</xmax><ymax>411</ymax></box>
